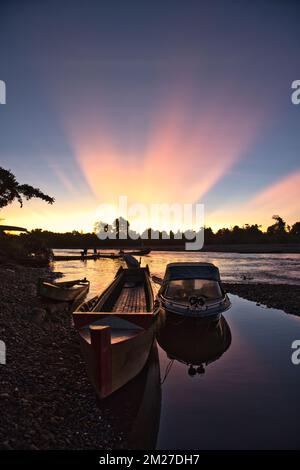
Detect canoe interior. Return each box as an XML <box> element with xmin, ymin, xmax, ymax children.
<box><xmin>112</xmin><ymin>285</ymin><xmax>146</xmax><ymax>312</ymax></box>
<box><xmin>79</xmin><ymin>315</ymin><xmax>144</xmax><ymax>345</ymax></box>
<box><xmin>73</xmin><ymin>267</ymin><xmax>156</xmax><ymax>398</ymax></box>
<box><xmin>94</xmin><ymin>266</ymin><xmax>153</xmax><ymax>312</ymax></box>
<box><xmin>73</xmin><ymin>266</ymin><xmax>154</xmax><ymax>330</ymax></box>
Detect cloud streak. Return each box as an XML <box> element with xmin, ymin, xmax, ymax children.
<box><xmin>207</xmin><ymin>170</ymin><xmax>300</xmax><ymax>230</ymax></box>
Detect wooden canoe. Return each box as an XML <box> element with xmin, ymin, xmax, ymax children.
<box><xmin>120</xmin><ymin>248</ymin><xmax>151</xmax><ymax>256</ymax></box>
<box><xmin>73</xmin><ymin>266</ymin><xmax>157</xmax><ymax>399</ymax></box>
<box><xmin>53</xmin><ymin>253</ymin><xmax>122</xmax><ymax>261</ymax></box>
<box><xmin>98</xmin><ymin>252</ymin><xmax>122</xmax><ymax>259</ymax></box>
<box><xmin>122</xmin><ymin>254</ymin><xmax>140</xmax><ymax>268</ymax></box>
<box><xmin>53</xmin><ymin>254</ymin><xmax>99</xmax><ymax>261</ymax></box>
<box><xmin>38</xmin><ymin>278</ymin><xmax>90</xmax><ymax>302</ymax></box>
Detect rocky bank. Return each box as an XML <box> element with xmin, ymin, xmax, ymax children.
<box><xmin>0</xmin><ymin>263</ymin><xmax>123</xmax><ymax>450</ymax></box>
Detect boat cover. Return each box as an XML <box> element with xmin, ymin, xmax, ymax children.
<box><xmin>163</xmin><ymin>262</ymin><xmax>220</xmax><ymax>282</ymax></box>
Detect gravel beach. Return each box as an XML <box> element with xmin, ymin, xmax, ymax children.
<box><xmin>0</xmin><ymin>264</ymin><xmax>299</xmax><ymax>450</ymax></box>
<box><xmin>0</xmin><ymin>264</ymin><xmax>123</xmax><ymax>450</ymax></box>
<box><xmin>223</xmin><ymin>283</ymin><xmax>300</xmax><ymax>316</ymax></box>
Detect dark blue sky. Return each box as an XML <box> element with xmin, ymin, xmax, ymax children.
<box><xmin>0</xmin><ymin>0</ymin><xmax>299</xmax><ymax>230</ymax></box>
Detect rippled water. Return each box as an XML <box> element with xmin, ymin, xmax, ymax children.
<box><xmin>52</xmin><ymin>250</ymin><xmax>300</xmax><ymax>449</ymax></box>
<box><xmin>53</xmin><ymin>250</ymin><xmax>300</xmax><ymax>294</ymax></box>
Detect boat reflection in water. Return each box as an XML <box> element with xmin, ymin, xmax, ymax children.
<box><xmin>97</xmin><ymin>342</ymin><xmax>161</xmax><ymax>450</ymax></box>
<box><xmin>156</xmin><ymin>309</ymin><xmax>232</xmax><ymax>377</ymax></box>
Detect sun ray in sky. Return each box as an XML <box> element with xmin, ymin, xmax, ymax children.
<box><xmin>56</xmin><ymin>92</ymin><xmax>263</xmax><ymax>231</ymax></box>
<box><xmin>2</xmin><ymin>91</ymin><xmax>265</xmax><ymax>233</ymax></box>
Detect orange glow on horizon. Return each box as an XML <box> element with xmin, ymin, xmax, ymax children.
<box><xmin>206</xmin><ymin>170</ymin><xmax>300</xmax><ymax>231</ymax></box>
<box><xmin>2</xmin><ymin>169</ymin><xmax>299</xmax><ymax>234</ymax></box>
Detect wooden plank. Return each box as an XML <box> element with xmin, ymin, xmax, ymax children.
<box><xmin>89</xmin><ymin>325</ymin><xmax>112</xmax><ymax>398</ymax></box>
<box><xmin>112</xmin><ymin>286</ymin><xmax>146</xmax><ymax>313</ymax></box>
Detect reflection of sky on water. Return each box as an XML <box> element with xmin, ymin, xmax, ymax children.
<box><xmin>53</xmin><ymin>250</ymin><xmax>300</xmax><ymax>289</ymax></box>
<box><xmin>157</xmin><ymin>295</ymin><xmax>300</xmax><ymax>450</ymax></box>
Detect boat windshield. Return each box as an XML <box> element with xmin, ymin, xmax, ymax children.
<box><xmin>164</xmin><ymin>279</ymin><xmax>223</xmax><ymax>301</ymax></box>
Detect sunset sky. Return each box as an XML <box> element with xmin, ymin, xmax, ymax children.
<box><xmin>0</xmin><ymin>0</ymin><xmax>299</xmax><ymax>233</ymax></box>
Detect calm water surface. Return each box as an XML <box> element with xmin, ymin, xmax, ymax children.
<box><xmin>53</xmin><ymin>250</ymin><xmax>300</xmax><ymax>449</ymax></box>
<box><xmin>156</xmin><ymin>296</ymin><xmax>300</xmax><ymax>449</ymax></box>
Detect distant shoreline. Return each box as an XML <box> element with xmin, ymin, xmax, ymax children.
<box><xmin>52</xmin><ymin>244</ymin><xmax>300</xmax><ymax>254</ymax></box>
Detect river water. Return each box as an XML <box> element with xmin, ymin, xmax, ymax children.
<box><xmin>53</xmin><ymin>250</ymin><xmax>300</xmax><ymax>295</ymax></box>
<box><xmin>53</xmin><ymin>250</ymin><xmax>300</xmax><ymax>449</ymax></box>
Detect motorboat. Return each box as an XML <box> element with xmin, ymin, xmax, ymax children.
<box><xmin>154</xmin><ymin>262</ymin><xmax>231</xmax><ymax>319</ymax></box>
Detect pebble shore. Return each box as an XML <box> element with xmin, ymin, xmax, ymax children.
<box><xmin>223</xmin><ymin>282</ymin><xmax>300</xmax><ymax>316</ymax></box>
<box><xmin>0</xmin><ymin>264</ymin><xmax>123</xmax><ymax>450</ymax></box>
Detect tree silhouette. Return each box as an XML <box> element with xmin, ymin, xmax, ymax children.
<box><xmin>267</xmin><ymin>215</ymin><xmax>286</xmax><ymax>235</ymax></box>
<box><xmin>0</xmin><ymin>167</ymin><xmax>54</xmax><ymax>209</ymax></box>
<box><xmin>291</xmin><ymin>222</ymin><xmax>300</xmax><ymax>237</ymax></box>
